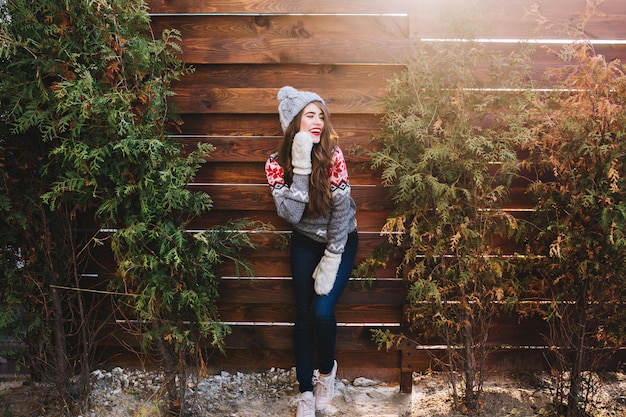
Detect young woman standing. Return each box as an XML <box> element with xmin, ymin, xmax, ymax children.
<box><xmin>265</xmin><ymin>86</ymin><xmax>358</xmax><ymax>416</ymax></box>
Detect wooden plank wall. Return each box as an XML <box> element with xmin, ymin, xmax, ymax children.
<box><xmin>93</xmin><ymin>0</ymin><xmax>626</xmax><ymax>390</ymax></box>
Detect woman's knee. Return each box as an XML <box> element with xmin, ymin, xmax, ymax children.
<box><xmin>312</xmin><ymin>303</ymin><xmax>335</xmax><ymax>323</ymax></box>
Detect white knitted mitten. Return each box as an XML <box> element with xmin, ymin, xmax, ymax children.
<box><xmin>291</xmin><ymin>131</ymin><xmax>313</xmax><ymax>175</ymax></box>
<box><xmin>313</xmin><ymin>249</ymin><xmax>342</xmax><ymax>295</ymax></box>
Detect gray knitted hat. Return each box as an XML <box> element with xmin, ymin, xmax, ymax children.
<box><xmin>277</xmin><ymin>86</ymin><xmax>325</xmax><ymax>132</ymax></box>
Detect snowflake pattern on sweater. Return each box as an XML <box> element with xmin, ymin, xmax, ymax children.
<box><xmin>265</xmin><ymin>146</ymin><xmax>357</xmax><ymax>254</ymax></box>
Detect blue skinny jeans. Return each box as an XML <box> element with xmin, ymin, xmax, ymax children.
<box><xmin>290</xmin><ymin>229</ymin><xmax>358</xmax><ymax>393</ymax></box>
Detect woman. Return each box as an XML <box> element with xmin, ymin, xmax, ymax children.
<box><xmin>265</xmin><ymin>86</ymin><xmax>358</xmax><ymax>416</ymax></box>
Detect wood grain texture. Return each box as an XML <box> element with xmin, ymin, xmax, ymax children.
<box><xmin>171</xmin><ymin>64</ymin><xmax>403</xmax><ymax>89</ymax></box>
<box><xmin>147</xmin><ymin>0</ymin><xmax>414</xmax><ymax>15</ymax></box>
<box><xmin>151</xmin><ymin>15</ymin><xmax>409</xmax><ymax>40</ymax></box>
<box><xmin>171</xmin><ymin>87</ymin><xmax>385</xmax><ymax>114</ymax></box>
<box><xmin>178</xmin><ymin>113</ymin><xmax>382</xmax><ymax>137</ymax></box>
<box><xmin>192</xmin><ymin>161</ymin><xmax>381</xmax><ymax>184</ymax></box>
<box><xmin>188</xmin><ymin>184</ymin><xmax>394</xmax><ymax>211</ymax></box>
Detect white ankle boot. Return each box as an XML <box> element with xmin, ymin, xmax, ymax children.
<box><xmin>295</xmin><ymin>390</ymin><xmax>315</xmax><ymax>417</ymax></box>
<box><xmin>313</xmin><ymin>360</ymin><xmax>337</xmax><ymax>410</ymax></box>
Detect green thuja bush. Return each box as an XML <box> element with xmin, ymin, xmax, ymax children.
<box><xmin>520</xmin><ymin>35</ymin><xmax>626</xmax><ymax>417</ymax></box>
<box><xmin>368</xmin><ymin>29</ymin><xmax>534</xmax><ymax>416</ymax></box>
<box><xmin>0</xmin><ymin>1</ymin><xmax>259</xmax><ymax>414</ymax></box>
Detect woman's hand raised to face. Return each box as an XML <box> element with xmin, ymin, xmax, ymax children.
<box><xmin>291</xmin><ymin>131</ymin><xmax>314</xmax><ymax>175</ymax></box>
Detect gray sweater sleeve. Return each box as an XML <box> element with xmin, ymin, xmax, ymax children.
<box><xmin>273</xmin><ymin>174</ymin><xmax>310</xmax><ymax>225</ymax></box>
<box><xmin>265</xmin><ymin>155</ymin><xmax>309</xmax><ymax>225</ymax></box>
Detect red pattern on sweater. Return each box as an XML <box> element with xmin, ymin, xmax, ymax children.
<box><xmin>265</xmin><ymin>147</ymin><xmax>349</xmax><ymax>189</ymax></box>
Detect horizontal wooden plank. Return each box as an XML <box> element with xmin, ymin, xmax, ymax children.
<box><xmin>217</xmin><ymin>303</ymin><xmax>402</xmax><ymax>324</ymax></box>
<box><xmin>186</xmin><ymin>137</ymin><xmax>279</xmax><ymax>164</ymax></box>
<box><xmin>200</xmin><ymin>348</ymin><xmax>402</xmax><ymax>376</ymax></box>
<box><xmin>184</xmin><ymin>42</ymin><xmax>499</xmax><ymax>69</ymax></box>
<box><xmin>216</xmin><ymin>250</ymin><xmax>532</xmax><ymax>279</ymax></box>
<box><xmin>398</xmin><ymin>314</ymin><xmax>550</xmax><ymax>348</ymax></box>
<box><xmin>216</xmin><ymin>234</ymin><xmax>402</xmax><ymax>278</ymax></box>
<box><xmin>77</xmin><ymin>204</ymin><xmax>391</xmax><ymax>233</ymax></box>
<box><xmin>220</xmin><ymin>326</ymin><xmax>401</xmax><ymax>351</ymax></box>
<box><xmin>224</xmin><ymin>231</ymin><xmax>523</xmax><ymax>262</ymax></box>
<box><xmin>97</xmin><ymin>322</ymin><xmax>403</xmax><ymax>352</ymax></box>
<box><xmin>184</xmin><ymin>143</ymin><xmax>537</xmax><ymax>189</ymax></box>
<box><xmin>402</xmin><ymin>347</ymin><xmax>626</xmax><ymax>372</ymax></box>
<box><xmin>171</xmin><ymin>86</ymin><xmax>384</xmax><ymax>114</ymax></box>
<box><xmin>151</xmin><ymin>15</ymin><xmax>408</xmax><ymax>41</ymax></box>
<box><xmin>191</xmin><ymin>160</ymin><xmax>535</xmax><ymax>187</ymax></box>
<box><xmin>179</xmin><ymin>114</ymin><xmax>282</xmax><ymax>136</ymax></box>
<box><xmin>172</xmin><ymin>37</ymin><xmax>417</xmax><ymax>65</ymax></box>
<box><xmin>81</xmin><ymin>232</ymin><xmax>404</xmax><ymax>278</ymax></box>
<box><xmin>187</xmin><ymin>209</ymin><xmax>392</xmax><ymax>233</ymax></box>
<box><xmin>193</xmin><ymin>161</ymin><xmax>380</xmax><ymax>184</ymax></box>
<box><xmin>189</xmin><ymin>183</ymin><xmax>395</xmax><ymax>211</ymax></box>
<box><xmin>400</xmin><ymin>348</ymin><xmax>552</xmax><ymax>372</ymax></box>
<box><xmin>169</xmin><ymin>37</ymin><xmax>626</xmax><ymax>78</ymax></box>
<box><xmin>93</xmin><ymin>313</ymin><xmax>583</xmax><ymax>352</ymax></box>
<box><xmin>219</xmin><ymin>259</ymin><xmax>396</xmax><ymax>280</ymax></box>
<box><xmin>188</xmin><ymin>183</ymin><xmax>534</xmax><ymax>212</ymax></box>
<box><xmin>152</xmin><ymin>14</ymin><xmax>626</xmax><ymax>57</ymax></box>
<box><xmin>82</xmin><ymin>206</ymin><xmax>529</xmax><ymax>235</ymax></box>
<box><xmin>146</xmin><ymin>0</ymin><xmax>414</xmax><ymax>15</ymax></box>
<box><xmin>84</xmin><ymin>247</ymin><xmax>537</xmax><ymax>281</ymax></box>
<box><xmin>178</xmin><ymin>113</ymin><xmax>382</xmax><ymax>137</ymax></box>
<box><xmin>184</xmin><ymin>148</ymin><xmax>571</xmax><ymax>192</ymax></box>
<box><xmin>179</xmin><ymin>134</ymin><xmax>376</xmax><ymax>163</ymax></box>
<box><xmin>171</xmin><ymin>64</ymin><xmax>403</xmax><ymax>90</ymax></box>
<box><xmin>217</xmin><ymin>278</ymin><xmax>406</xmax><ymax>305</ymax></box>
<box><xmin>409</xmin><ymin>0</ymin><xmax>626</xmax><ymax>40</ymax></box>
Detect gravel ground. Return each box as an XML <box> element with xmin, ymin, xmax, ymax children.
<box><xmin>86</xmin><ymin>366</ymin><xmax>412</xmax><ymax>417</ymax></box>
<box><xmin>1</xmin><ymin>366</ymin><xmax>625</xmax><ymax>416</ymax></box>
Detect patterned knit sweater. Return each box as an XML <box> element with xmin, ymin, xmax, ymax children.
<box><xmin>265</xmin><ymin>146</ymin><xmax>357</xmax><ymax>255</ymax></box>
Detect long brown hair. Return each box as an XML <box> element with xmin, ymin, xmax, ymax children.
<box><xmin>276</xmin><ymin>101</ymin><xmax>338</xmax><ymax>218</ymax></box>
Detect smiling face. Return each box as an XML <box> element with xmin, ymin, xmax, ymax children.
<box><xmin>299</xmin><ymin>102</ymin><xmax>324</xmax><ymax>144</ymax></box>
